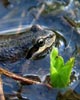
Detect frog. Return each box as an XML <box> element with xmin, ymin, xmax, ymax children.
<box><xmin>0</xmin><ymin>24</ymin><xmax>56</xmax><ymax>63</ymax></box>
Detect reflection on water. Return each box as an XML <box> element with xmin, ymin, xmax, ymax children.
<box><xmin>64</xmin><ymin>0</ymin><xmax>80</xmax><ymax>22</ymax></box>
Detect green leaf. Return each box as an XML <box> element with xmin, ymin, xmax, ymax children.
<box><xmin>50</xmin><ymin>72</ymin><xmax>67</xmax><ymax>88</ymax></box>
<box><xmin>50</xmin><ymin>47</ymin><xmax>75</xmax><ymax>88</ymax></box>
<box><xmin>50</xmin><ymin>65</ymin><xmax>58</xmax><ymax>87</ymax></box>
<box><xmin>50</xmin><ymin>47</ymin><xmax>58</xmax><ymax>68</ymax></box>
<box><xmin>52</xmin><ymin>47</ymin><xmax>58</xmax><ymax>57</ymax></box>
<box><xmin>59</xmin><ymin>57</ymin><xmax>75</xmax><ymax>86</ymax></box>
<box><xmin>50</xmin><ymin>47</ymin><xmax>58</xmax><ymax>61</ymax></box>
<box><xmin>54</xmin><ymin>56</ymin><xmax>64</xmax><ymax>70</ymax></box>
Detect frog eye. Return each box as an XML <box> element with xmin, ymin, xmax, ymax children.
<box><xmin>37</xmin><ymin>38</ymin><xmax>45</xmax><ymax>47</ymax></box>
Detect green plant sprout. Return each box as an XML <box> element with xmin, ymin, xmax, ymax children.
<box><xmin>50</xmin><ymin>47</ymin><xmax>75</xmax><ymax>88</ymax></box>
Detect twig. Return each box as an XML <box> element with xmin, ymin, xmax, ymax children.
<box><xmin>0</xmin><ymin>76</ymin><xmax>5</xmax><ymax>100</ymax></box>
<box><xmin>63</xmin><ymin>16</ymin><xmax>76</xmax><ymax>27</ymax></box>
<box><xmin>0</xmin><ymin>67</ymin><xmax>41</xmax><ymax>85</ymax></box>
<box><xmin>0</xmin><ymin>67</ymin><xmax>52</xmax><ymax>88</ymax></box>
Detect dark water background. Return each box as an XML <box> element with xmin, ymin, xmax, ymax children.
<box><xmin>0</xmin><ymin>0</ymin><xmax>80</xmax><ymax>100</ymax></box>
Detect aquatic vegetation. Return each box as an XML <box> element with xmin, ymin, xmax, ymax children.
<box><xmin>50</xmin><ymin>47</ymin><xmax>75</xmax><ymax>88</ymax></box>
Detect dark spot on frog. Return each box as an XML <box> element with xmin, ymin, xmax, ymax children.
<box><xmin>30</xmin><ymin>24</ymin><xmax>43</xmax><ymax>32</ymax></box>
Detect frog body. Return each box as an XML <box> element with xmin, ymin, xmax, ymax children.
<box><xmin>0</xmin><ymin>25</ymin><xmax>56</xmax><ymax>62</ymax></box>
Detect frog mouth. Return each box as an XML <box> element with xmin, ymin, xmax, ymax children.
<box><xmin>26</xmin><ymin>33</ymin><xmax>56</xmax><ymax>60</ymax></box>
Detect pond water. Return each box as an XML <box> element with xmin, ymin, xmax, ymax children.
<box><xmin>0</xmin><ymin>0</ymin><xmax>80</xmax><ymax>100</ymax></box>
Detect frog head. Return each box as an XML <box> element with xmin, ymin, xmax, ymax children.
<box><xmin>26</xmin><ymin>24</ymin><xmax>56</xmax><ymax>59</ymax></box>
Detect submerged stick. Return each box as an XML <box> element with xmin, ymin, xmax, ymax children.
<box><xmin>0</xmin><ymin>67</ymin><xmax>41</xmax><ymax>85</ymax></box>
<box><xmin>0</xmin><ymin>77</ymin><xmax>5</xmax><ymax>100</ymax></box>
<box><xmin>0</xmin><ymin>67</ymin><xmax>52</xmax><ymax>88</ymax></box>
<box><xmin>63</xmin><ymin>16</ymin><xmax>77</xmax><ymax>27</ymax></box>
